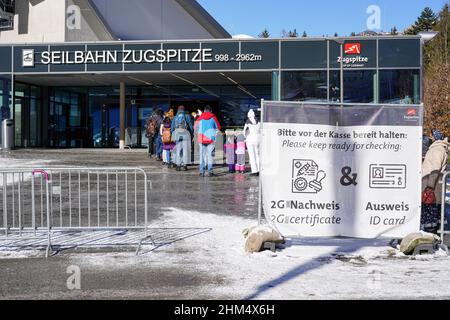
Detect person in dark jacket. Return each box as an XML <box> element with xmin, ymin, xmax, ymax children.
<box><xmin>145</xmin><ymin>109</ymin><xmax>164</xmax><ymax>159</ymax></box>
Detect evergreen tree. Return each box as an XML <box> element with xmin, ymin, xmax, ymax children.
<box><xmin>302</xmin><ymin>30</ymin><xmax>307</xmax><ymax>38</ymax></box>
<box><xmin>423</xmin><ymin>4</ymin><xmax>450</xmax><ymax>138</ymax></box>
<box><xmin>334</xmin><ymin>32</ymin><xmax>339</xmax><ymax>37</ymax></box>
<box><xmin>282</xmin><ymin>29</ymin><xmax>298</xmax><ymax>38</ymax></box>
<box><xmin>290</xmin><ymin>29</ymin><xmax>299</xmax><ymax>37</ymax></box>
<box><xmin>404</xmin><ymin>7</ymin><xmax>438</xmax><ymax>35</ymax></box>
<box><xmin>258</xmin><ymin>29</ymin><xmax>270</xmax><ymax>38</ymax></box>
<box><xmin>390</xmin><ymin>26</ymin><xmax>398</xmax><ymax>35</ymax></box>
<box><xmin>350</xmin><ymin>32</ymin><xmax>356</xmax><ymax>37</ymax></box>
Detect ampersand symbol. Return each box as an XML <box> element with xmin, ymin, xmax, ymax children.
<box><xmin>340</xmin><ymin>167</ymin><xmax>358</xmax><ymax>186</ymax></box>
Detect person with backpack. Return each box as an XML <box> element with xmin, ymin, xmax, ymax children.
<box><xmin>171</xmin><ymin>105</ymin><xmax>194</xmax><ymax>171</ymax></box>
<box><xmin>194</xmin><ymin>105</ymin><xmax>221</xmax><ymax>177</ymax></box>
<box><xmin>160</xmin><ymin>113</ymin><xmax>175</xmax><ymax>168</ymax></box>
<box><xmin>145</xmin><ymin>109</ymin><xmax>164</xmax><ymax>159</ymax></box>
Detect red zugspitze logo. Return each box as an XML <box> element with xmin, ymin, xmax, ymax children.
<box><xmin>344</xmin><ymin>43</ymin><xmax>361</xmax><ymax>54</ymax></box>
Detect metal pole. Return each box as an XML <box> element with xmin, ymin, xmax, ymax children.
<box><xmin>31</xmin><ymin>174</ymin><xmax>35</xmax><ymax>235</ymax></box>
<box><xmin>18</xmin><ymin>172</ymin><xmax>21</xmax><ymax>236</ymax></box>
<box><xmin>46</xmin><ymin>176</ymin><xmax>51</xmax><ymax>257</ymax></box>
<box><xmin>119</xmin><ymin>82</ymin><xmax>126</xmax><ymax>150</ymax></box>
<box><xmin>144</xmin><ymin>171</ymin><xmax>148</xmax><ymax>238</ymax></box>
<box><xmin>257</xmin><ymin>99</ymin><xmax>264</xmax><ymax>225</ymax></box>
<box><xmin>340</xmin><ymin>43</ymin><xmax>344</xmax><ymax>107</ymax></box>
<box><xmin>441</xmin><ymin>172</ymin><xmax>449</xmax><ymax>244</ymax></box>
<box><xmin>97</xmin><ymin>171</ymin><xmax>100</xmax><ymax>227</ymax></box>
<box><xmin>3</xmin><ymin>173</ymin><xmax>7</xmax><ymax>238</ymax></box>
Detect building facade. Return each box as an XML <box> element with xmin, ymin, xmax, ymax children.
<box><xmin>0</xmin><ymin>0</ymin><xmax>423</xmax><ymax>148</ymax></box>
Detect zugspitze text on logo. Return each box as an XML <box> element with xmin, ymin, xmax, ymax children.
<box><xmin>22</xmin><ymin>49</ymin><xmax>35</xmax><ymax>67</ymax></box>
<box><xmin>338</xmin><ymin>43</ymin><xmax>369</xmax><ymax>67</ymax></box>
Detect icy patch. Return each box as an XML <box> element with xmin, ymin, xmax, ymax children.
<box><xmin>0</xmin><ymin>250</ymin><xmax>44</xmax><ymax>259</ymax></box>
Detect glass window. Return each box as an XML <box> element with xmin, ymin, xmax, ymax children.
<box><xmin>15</xmin><ymin>83</ymin><xmax>27</xmax><ymax>98</ymax></box>
<box><xmin>30</xmin><ymin>86</ymin><xmax>41</xmax><ymax>99</ymax></box>
<box><xmin>281</xmin><ymin>71</ymin><xmax>327</xmax><ymax>101</ymax></box>
<box><xmin>281</xmin><ymin>41</ymin><xmax>327</xmax><ymax>69</ymax></box>
<box><xmin>0</xmin><ymin>75</ymin><xmax>12</xmax><ymax>122</ymax></box>
<box><xmin>330</xmin><ymin>70</ymin><xmax>376</xmax><ymax>103</ymax></box>
<box><xmin>29</xmin><ymin>98</ymin><xmax>42</xmax><ymax>147</ymax></box>
<box><xmin>379</xmin><ymin>69</ymin><xmax>420</xmax><ymax>104</ymax></box>
<box><xmin>329</xmin><ymin>70</ymin><xmax>341</xmax><ymax>102</ymax></box>
<box><xmin>379</xmin><ymin>39</ymin><xmax>421</xmax><ymax>68</ymax></box>
<box><xmin>272</xmin><ymin>71</ymin><xmax>280</xmax><ymax>101</ymax></box>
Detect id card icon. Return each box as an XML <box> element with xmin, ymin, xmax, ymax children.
<box><xmin>369</xmin><ymin>164</ymin><xmax>406</xmax><ymax>189</ymax></box>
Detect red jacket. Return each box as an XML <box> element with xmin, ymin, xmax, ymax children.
<box><xmin>194</xmin><ymin>112</ymin><xmax>221</xmax><ymax>144</ymax></box>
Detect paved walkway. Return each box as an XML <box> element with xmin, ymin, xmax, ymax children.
<box><xmin>1</xmin><ymin>148</ymin><xmax>260</xmax><ymax>219</ymax></box>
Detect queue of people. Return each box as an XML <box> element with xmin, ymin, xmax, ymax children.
<box><xmin>146</xmin><ymin>106</ymin><xmax>261</xmax><ymax>177</ymax></box>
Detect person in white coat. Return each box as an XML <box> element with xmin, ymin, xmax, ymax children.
<box><xmin>243</xmin><ymin>109</ymin><xmax>261</xmax><ymax>176</ymax></box>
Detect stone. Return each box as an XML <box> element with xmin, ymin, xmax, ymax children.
<box><xmin>243</xmin><ymin>225</ymin><xmax>284</xmax><ymax>253</ymax></box>
<box><xmin>399</xmin><ymin>232</ymin><xmax>440</xmax><ymax>255</ymax></box>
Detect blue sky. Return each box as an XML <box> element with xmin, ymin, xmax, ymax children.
<box><xmin>198</xmin><ymin>0</ymin><xmax>446</xmax><ymax>37</ymax></box>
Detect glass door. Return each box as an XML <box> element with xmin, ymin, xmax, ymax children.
<box><xmin>100</xmin><ymin>104</ymin><xmax>120</xmax><ymax>148</ymax></box>
<box><xmin>49</xmin><ymin>102</ymin><xmax>70</xmax><ymax>147</ymax></box>
<box><xmin>49</xmin><ymin>102</ymin><xmax>84</xmax><ymax>148</ymax></box>
<box><xmin>49</xmin><ymin>89</ymin><xmax>87</xmax><ymax>148</ymax></box>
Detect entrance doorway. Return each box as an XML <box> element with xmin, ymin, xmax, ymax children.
<box><xmin>99</xmin><ymin>104</ymin><xmax>120</xmax><ymax>148</ymax></box>
<box><xmin>49</xmin><ymin>89</ymin><xmax>87</xmax><ymax>148</ymax></box>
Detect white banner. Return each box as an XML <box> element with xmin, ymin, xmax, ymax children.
<box><xmin>261</xmin><ymin>102</ymin><xmax>423</xmax><ymax>239</ymax></box>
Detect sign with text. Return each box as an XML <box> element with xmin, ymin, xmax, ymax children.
<box><xmin>260</xmin><ymin>101</ymin><xmax>423</xmax><ymax>238</ymax></box>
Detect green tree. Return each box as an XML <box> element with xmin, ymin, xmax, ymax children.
<box><xmin>404</xmin><ymin>7</ymin><xmax>438</xmax><ymax>35</ymax></box>
<box><xmin>350</xmin><ymin>32</ymin><xmax>356</xmax><ymax>37</ymax></box>
<box><xmin>258</xmin><ymin>29</ymin><xmax>270</xmax><ymax>38</ymax></box>
<box><xmin>390</xmin><ymin>26</ymin><xmax>398</xmax><ymax>35</ymax></box>
<box><xmin>282</xmin><ymin>29</ymin><xmax>298</xmax><ymax>38</ymax></box>
<box><xmin>302</xmin><ymin>30</ymin><xmax>307</xmax><ymax>37</ymax></box>
<box><xmin>290</xmin><ymin>29</ymin><xmax>299</xmax><ymax>37</ymax></box>
<box><xmin>423</xmin><ymin>3</ymin><xmax>450</xmax><ymax>138</ymax></box>
<box><xmin>334</xmin><ymin>32</ymin><xmax>339</xmax><ymax>37</ymax></box>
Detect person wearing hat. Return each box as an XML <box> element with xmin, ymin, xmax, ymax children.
<box><xmin>421</xmin><ymin>129</ymin><xmax>450</xmax><ymax>233</ymax></box>
<box><xmin>160</xmin><ymin>111</ymin><xmax>175</xmax><ymax>168</ymax></box>
<box><xmin>171</xmin><ymin>105</ymin><xmax>194</xmax><ymax>171</ymax></box>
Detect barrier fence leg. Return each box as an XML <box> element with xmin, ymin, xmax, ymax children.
<box><xmin>45</xmin><ymin>178</ymin><xmax>53</xmax><ymax>258</ymax></box>
<box><xmin>135</xmin><ymin>178</ymin><xmax>155</xmax><ymax>256</ymax></box>
<box><xmin>2</xmin><ymin>173</ymin><xmax>7</xmax><ymax>239</ymax></box>
<box><xmin>441</xmin><ymin>173</ymin><xmax>449</xmax><ymax>245</ymax></box>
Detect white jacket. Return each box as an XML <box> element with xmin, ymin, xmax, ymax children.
<box><xmin>243</xmin><ymin>120</ymin><xmax>260</xmax><ymax>145</ymax></box>
<box><xmin>422</xmin><ymin>138</ymin><xmax>449</xmax><ymax>203</ymax></box>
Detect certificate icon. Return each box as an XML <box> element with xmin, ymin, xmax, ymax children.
<box><xmin>369</xmin><ymin>164</ymin><xmax>406</xmax><ymax>189</ymax></box>
<box><xmin>292</xmin><ymin>159</ymin><xmax>326</xmax><ymax>194</ymax></box>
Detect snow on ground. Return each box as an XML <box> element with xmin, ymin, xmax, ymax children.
<box><xmin>0</xmin><ymin>156</ymin><xmax>52</xmax><ymax>169</ymax></box>
<box><xmin>35</xmin><ymin>207</ymin><xmax>449</xmax><ymax>300</ymax></box>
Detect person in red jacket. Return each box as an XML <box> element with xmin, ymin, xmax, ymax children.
<box><xmin>194</xmin><ymin>105</ymin><xmax>221</xmax><ymax>177</ymax></box>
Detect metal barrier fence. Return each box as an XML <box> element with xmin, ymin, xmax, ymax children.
<box><xmin>439</xmin><ymin>171</ymin><xmax>450</xmax><ymax>243</ymax></box>
<box><xmin>0</xmin><ymin>167</ymin><xmax>154</xmax><ymax>256</ymax></box>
